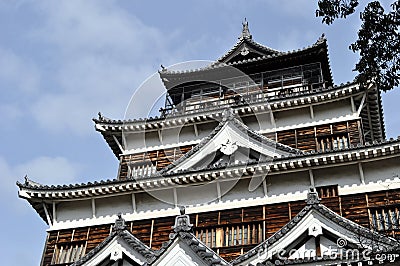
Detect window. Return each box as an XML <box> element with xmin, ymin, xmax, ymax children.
<box><xmin>195</xmin><ymin>222</ymin><xmax>263</xmax><ymax>248</ymax></box>
<box><xmin>318</xmin><ymin>134</ymin><xmax>349</xmax><ymax>152</ymax></box>
<box><xmin>370</xmin><ymin>206</ymin><xmax>400</xmax><ymax>231</ymax></box>
<box><xmin>315</xmin><ymin>185</ymin><xmax>338</xmax><ymax>198</ymax></box>
<box><xmin>52</xmin><ymin>242</ymin><xmax>86</xmax><ymax>265</ymax></box>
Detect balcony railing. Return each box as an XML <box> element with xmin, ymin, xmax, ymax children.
<box><xmin>161</xmin><ymin>81</ymin><xmax>327</xmax><ymax>116</ymax></box>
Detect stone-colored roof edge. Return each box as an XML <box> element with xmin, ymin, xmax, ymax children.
<box><xmin>231</xmin><ymin>190</ymin><xmax>400</xmax><ymax>265</ymax></box>
<box><xmin>216</xmin><ymin>35</ymin><xmax>280</xmax><ymax>63</ymax></box>
<box><xmin>158</xmin><ymin>109</ymin><xmax>302</xmax><ymax>175</ymax></box>
<box><xmin>152</xmin><ymin>210</ymin><xmax>231</xmax><ymax>266</ymax></box>
<box><xmin>71</xmin><ymin>215</ymin><xmax>155</xmax><ymax>266</ymax></box>
<box><xmin>92</xmin><ymin>80</ymin><xmax>358</xmax><ymax>126</ymax></box>
<box><xmin>159</xmin><ymin>35</ymin><xmax>326</xmax><ymax>76</ymax></box>
<box><xmin>16</xmin><ymin>135</ymin><xmax>400</xmax><ymax>192</ymax></box>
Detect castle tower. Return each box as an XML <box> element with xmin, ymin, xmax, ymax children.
<box><xmin>18</xmin><ymin>22</ymin><xmax>400</xmax><ymax>266</ymax></box>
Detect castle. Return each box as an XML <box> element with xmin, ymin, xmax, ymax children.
<box><xmin>18</xmin><ymin>21</ymin><xmax>400</xmax><ymax>265</ymax></box>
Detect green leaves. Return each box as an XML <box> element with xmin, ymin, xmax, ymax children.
<box><xmin>317</xmin><ymin>0</ymin><xmax>400</xmax><ymax>91</ymax></box>
<box><xmin>316</xmin><ymin>0</ymin><xmax>359</xmax><ymax>24</ymax></box>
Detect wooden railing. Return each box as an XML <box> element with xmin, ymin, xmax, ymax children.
<box><xmin>161</xmin><ymin>81</ymin><xmax>326</xmax><ymax>116</ymax></box>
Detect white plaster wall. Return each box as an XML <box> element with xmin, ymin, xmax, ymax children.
<box><xmin>177</xmin><ymin>183</ymin><xmax>218</xmax><ymax>206</ymax></box>
<box><xmin>144</xmin><ymin>131</ymin><xmax>161</xmax><ymax>148</ymax></box>
<box><xmin>313</xmin><ymin>164</ymin><xmax>359</xmax><ymax>187</ymax></box>
<box><xmin>268</xmin><ymin>171</ymin><xmax>310</xmax><ymax>196</ymax></box>
<box><xmin>313</xmin><ymin>99</ymin><xmax>353</xmax><ymax>121</ymax></box>
<box><xmin>135</xmin><ymin>192</ymin><xmax>174</xmax><ymax>213</ymax></box>
<box><xmin>160</xmin><ymin>127</ymin><xmax>187</xmax><ymax>144</ymax></box>
<box><xmin>274</xmin><ymin>108</ymin><xmax>312</xmax><ymax>128</ymax></box>
<box><xmin>125</xmin><ymin>132</ymin><xmax>146</xmax><ymax>151</ymax></box>
<box><xmin>242</xmin><ymin>112</ymin><xmax>276</xmax><ymax>131</ymax></box>
<box><xmin>196</xmin><ymin>121</ymin><xmax>219</xmax><ymax>137</ymax></box>
<box><xmin>177</xmin><ymin>125</ymin><xmax>197</xmax><ymax>143</ymax></box>
<box><xmin>145</xmin><ymin>189</ymin><xmax>175</xmax><ymax>207</ymax></box>
<box><xmin>96</xmin><ymin>194</ymin><xmax>133</xmax><ymax>217</ymax></box>
<box><xmin>220</xmin><ymin>178</ymin><xmax>264</xmax><ymax>202</ymax></box>
<box><xmin>363</xmin><ymin>158</ymin><xmax>400</xmax><ymax>184</ymax></box>
<box><xmin>57</xmin><ymin>200</ymin><xmax>92</xmax><ymax>222</ymax></box>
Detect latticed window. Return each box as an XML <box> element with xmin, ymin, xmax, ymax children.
<box><xmin>195</xmin><ymin>222</ymin><xmax>263</xmax><ymax>248</ymax></box>
<box><xmin>370</xmin><ymin>206</ymin><xmax>400</xmax><ymax>231</ymax></box>
<box><xmin>51</xmin><ymin>241</ymin><xmax>86</xmax><ymax>265</ymax></box>
<box><xmin>318</xmin><ymin>134</ymin><xmax>349</xmax><ymax>152</ymax></box>
<box><xmin>315</xmin><ymin>185</ymin><xmax>338</xmax><ymax>198</ymax></box>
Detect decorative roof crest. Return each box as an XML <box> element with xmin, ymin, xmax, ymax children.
<box><xmin>23</xmin><ymin>175</ymin><xmax>42</xmax><ymax>187</ymax></box>
<box><xmin>221</xmin><ymin>108</ymin><xmax>237</xmax><ymax>122</ymax></box>
<box><xmin>220</xmin><ymin>139</ymin><xmax>238</xmax><ymax>156</ymax></box>
<box><xmin>172</xmin><ymin>206</ymin><xmax>193</xmax><ymax>233</ymax></box>
<box><xmin>240</xmin><ymin>18</ymin><xmax>252</xmax><ymax>39</ymax></box>
<box><xmin>306</xmin><ymin>187</ymin><xmax>321</xmax><ymax>205</ymax></box>
<box><xmin>113</xmin><ymin>213</ymin><xmax>126</xmax><ymax>231</ymax></box>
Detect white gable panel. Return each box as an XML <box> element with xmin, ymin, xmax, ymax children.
<box><xmin>154</xmin><ymin>239</ymin><xmax>206</xmax><ymax>266</ymax></box>
<box><xmin>81</xmin><ymin>238</ymin><xmax>147</xmax><ymax>266</ymax></box>
<box><xmin>241</xmin><ymin>208</ymin><xmax>396</xmax><ymax>265</ymax></box>
<box><xmin>171</xmin><ymin>120</ymin><xmax>287</xmax><ymax>173</ymax></box>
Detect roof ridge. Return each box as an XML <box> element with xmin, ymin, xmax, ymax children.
<box><xmin>231</xmin><ymin>188</ymin><xmax>400</xmax><ymax>265</ymax></box>
<box><xmin>71</xmin><ymin>215</ymin><xmax>155</xmax><ymax>266</ymax></box>
<box><xmin>158</xmin><ymin>108</ymin><xmax>302</xmax><ymax>175</ymax></box>
<box><xmin>17</xmin><ymin>135</ymin><xmax>400</xmax><ymax>190</ymax></box>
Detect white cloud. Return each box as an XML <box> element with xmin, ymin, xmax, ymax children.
<box><xmin>15</xmin><ymin>156</ymin><xmax>81</xmax><ymax>185</ymax></box>
<box><xmin>0</xmin><ymin>46</ymin><xmax>41</xmax><ymax>93</ymax></box>
<box><xmin>0</xmin><ymin>155</ymin><xmax>82</xmax><ymax>220</ymax></box>
<box><xmin>0</xmin><ymin>103</ymin><xmax>23</xmax><ymax>121</ymax></box>
<box><xmin>0</xmin><ymin>155</ymin><xmax>81</xmax><ymax>207</ymax></box>
<box><xmin>26</xmin><ymin>0</ymin><xmax>184</xmax><ymax>135</ymax></box>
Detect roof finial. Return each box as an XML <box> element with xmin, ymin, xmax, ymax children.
<box><xmin>221</xmin><ymin>108</ymin><xmax>236</xmax><ymax>122</ymax></box>
<box><xmin>306</xmin><ymin>187</ymin><xmax>321</xmax><ymax>205</ymax></box>
<box><xmin>113</xmin><ymin>213</ymin><xmax>126</xmax><ymax>231</ymax></box>
<box><xmin>240</xmin><ymin>18</ymin><xmax>252</xmax><ymax>39</ymax></box>
<box><xmin>172</xmin><ymin>207</ymin><xmax>193</xmax><ymax>233</ymax></box>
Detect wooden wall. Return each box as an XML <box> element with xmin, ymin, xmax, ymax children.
<box><xmin>271</xmin><ymin>120</ymin><xmax>362</xmax><ymax>152</ymax></box>
<box><xmin>119</xmin><ymin>145</ymin><xmax>194</xmax><ymax>180</ymax></box>
<box><xmin>118</xmin><ymin>120</ymin><xmax>362</xmax><ymax>180</ymax></box>
<box><xmin>41</xmin><ymin>188</ymin><xmax>400</xmax><ymax>265</ymax></box>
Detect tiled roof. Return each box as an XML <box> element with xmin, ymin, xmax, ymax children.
<box><xmin>159</xmin><ymin>108</ymin><xmax>303</xmax><ymax>175</ymax></box>
<box><xmin>93</xmin><ymin>81</ymin><xmax>359</xmax><ymax>127</ymax></box>
<box><xmin>73</xmin><ymin>211</ymin><xmax>230</xmax><ymax>266</ymax></box>
<box><xmin>231</xmin><ymin>190</ymin><xmax>400</xmax><ymax>265</ymax></box>
<box><xmin>17</xmin><ymin>136</ymin><xmax>400</xmax><ymax>193</ymax></box>
<box><xmin>71</xmin><ymin>214</ymin><xmax>155</xmax><ymax>266</ymax></box>
<box><xmin>152</xmin><ymin>209</ymin><xmax>230</xmax><ymax>266</ymax></box>
<box><xmin>216</xmin><ymin>35</ymin><xmax>279</xmax><ymax>63</ymax></box>
<box><xmin>159</xmin><ymin>35</ymin><xmax>327</xmax><ymax>76</ymax></box>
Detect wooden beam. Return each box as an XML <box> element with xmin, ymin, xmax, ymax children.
<box><xmin>149</xmin><ymin>219</ymin><xmax>154</xmax><ymax>248</ymax></box>
<box><xmin>262</xmin><ymin>178</ymin><xmax>268</xmax><ymax>197</ymax></box>
<box><xmin>173</xmin><ymin>188</ymin><xmax>178</xmax><ymax>207</ymax></box>
<box><xmin>358</xmin><ymin>162</ymin><xmax>366</xmax><ymax>185</ymax></box>
<box><xmin>309</xmin><ymin>169</ymin><xmax>315</xmax><ymax>187</ymax></box>
<box><xmin>52</xmin><ymin>202</ymin><xmax>57</xmax><ymax>224</ymax></box>
<box><xmin>42</xmin><ymin>203</ymin><xmax>53</xmax><ymax>226</ymax></box>
<box><xmin>112</xmin><ymin>135</ymin><xmax>124</xmax><ymax>154</ymax></box>
<box><xmin>131</xmin><ymin>193</ymin><xmax>136</xmax><ymax>213</ymax></box>
<box><xmin>91</xmin><ymin>198</ymin><xmax>96</xmax><ymax>218</ymax></box>
<box><xmin>216</xmin><ymin>181</ymin><xmax>222</xmax><ymax>202</ymax></box>
<box><xmin>157</xmin><ymin>129</ymin><xmax>163</xmax><ymax>143</ymax></box>
<box><xmin>193</xmin><ymin>123</ymin><xmax>199</xmax><ymax>137</ymax></box>
<box><xmin>350</xmin><ymin>96</ymin><xmax>356</xmax><ymax>113</ymax></box>
<box><xmin>309</xmin><ymin>105</ymin><xmax>314</xmax><ymax>119</ymax></box>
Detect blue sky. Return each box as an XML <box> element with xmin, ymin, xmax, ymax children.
<box><xmin>1</xmin><ymin>1</ymin><xmax>399</xmax><ymax>265</ymax></box>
